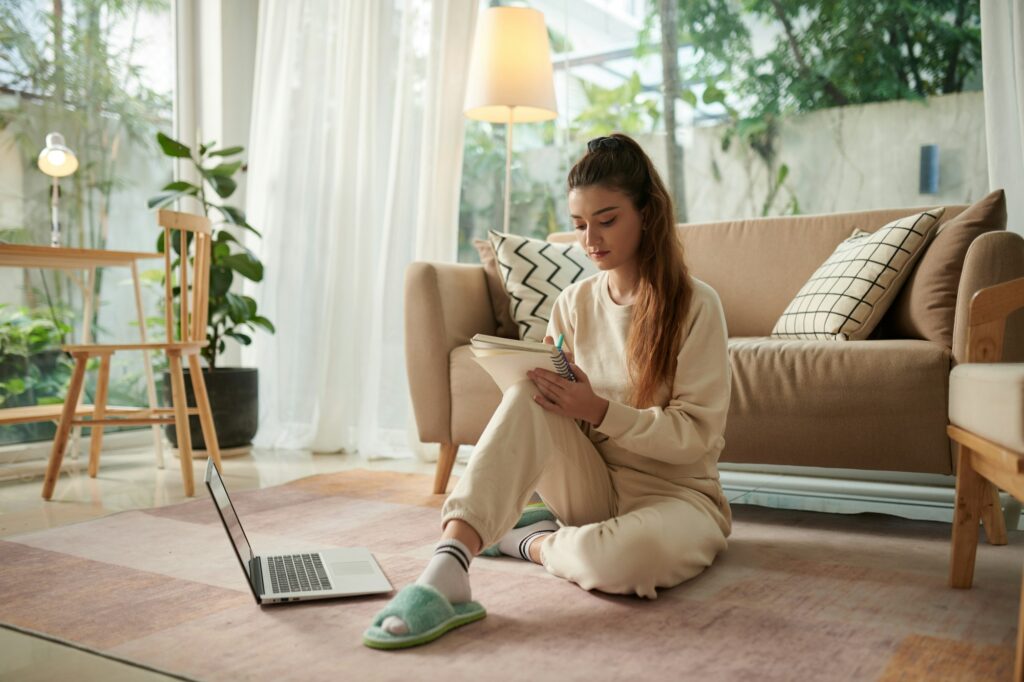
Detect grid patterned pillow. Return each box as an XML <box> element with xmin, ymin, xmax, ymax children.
<box><xmin>488</xmin><ymin>230</ymin><xmax>598</xmax><ymax>341</ymax></box>
<box><xmin>770</xmin><ymin>207</ymin><xmax>946</xmax><ymax>341</ymax></box>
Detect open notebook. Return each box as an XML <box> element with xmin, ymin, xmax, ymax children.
<box><xmin>470</xmin><ymin>334</ymin><xmax>576</xmax><ymax>392</ymax></box>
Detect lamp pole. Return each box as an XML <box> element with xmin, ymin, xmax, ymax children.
<box><xmin>504</xmin><ymin>106</ymin><xmax>515</xmax><ymax>234</ymax></box>
<box><xmin>49</xmin><ymin>176</ymin><xmax>60</xmax><ymax>247</ymax></box>
<box><xmin>464</xmin><ymin>6</ymin><xmax>557</xmax><ymax>236</ymax></box>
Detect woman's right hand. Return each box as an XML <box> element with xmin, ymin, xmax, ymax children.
<box><xmin>544</xmin><ymin>335</ymin><xmax>573</xmax><ymax>363</ymax></box>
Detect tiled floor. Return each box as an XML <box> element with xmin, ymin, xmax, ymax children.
<box><xmin>0</xmin><ymin>445</ymin><xmax>467</xmax><ymax>681</ymax></box>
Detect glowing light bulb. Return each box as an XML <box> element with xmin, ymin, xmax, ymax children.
<box><xmin>46</xmin><ymin>149</ymin><xmax>66</xmax><ymax>167</ymax></box>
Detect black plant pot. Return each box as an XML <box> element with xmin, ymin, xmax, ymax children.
<box><xmin>162</xmin><ymin>366</ymin><xmax>258</xmax><ymax>450</ymax></box>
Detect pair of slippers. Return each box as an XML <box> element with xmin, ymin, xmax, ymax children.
<box><xmin>363</xmin><ymin>503</ymin><xmax>557</xmax><ymax>650</ymax></box>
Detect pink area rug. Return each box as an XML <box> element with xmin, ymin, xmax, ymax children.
<box><xmin>1</xmin><ymin>469</ymin><xmax>1022</xmax><ymax>681</ymax></box>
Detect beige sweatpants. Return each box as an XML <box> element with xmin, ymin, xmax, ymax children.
<box><xmin>442</xmin><ymin>380</ymin><xmax>732</xmax><ymax>600</ymax></box>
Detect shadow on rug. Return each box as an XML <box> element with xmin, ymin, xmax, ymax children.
<box><xmin>1</xmin><ymin>469</ymin><xmax>1021</xmax><ymax>681</ymax></box>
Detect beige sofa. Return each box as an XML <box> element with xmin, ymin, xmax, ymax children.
<box><xmin>406</xmin><ymin>205</ymin><xmax>1024</xmax><ymax>495</ymax></box>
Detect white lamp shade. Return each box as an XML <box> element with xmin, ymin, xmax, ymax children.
<box><xmin>37</xmin><ymin>132</ymin><xmax>78</xmax><ymax>177</ymax></box>
<box><xmin>464</xmin><ymin>6</ymin><xmax>558</xmax><ymax>123</ymax></box>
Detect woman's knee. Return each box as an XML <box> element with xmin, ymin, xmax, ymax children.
<box><xmin>548</xmin><ymin>515</ymin><xmax>725</xmax><ymax>597</ymax></box>
<box><xmin>504</xmin><ymin>378</ymin><xmax>536</xmax><ymax>404</ymax></box>
<box><xmin>551</xmin><ymin>522</ymin><xmax>670</xmax><ymax>589</ymax></box>
<box><xmin>501</xmin><ymin>379</ymin><xmax>577</xmax><ymax>435</ymax></box>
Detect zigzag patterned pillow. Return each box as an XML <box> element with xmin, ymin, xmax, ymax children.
<box><xmin>770</xmin><ymin>207</ymin><xmax>945</xmax><ymax>341</ymax></box>
<box><xmin>488</xmin><ymin>230</ymin><xmax>598</xmax><ymax>341</ymax></box>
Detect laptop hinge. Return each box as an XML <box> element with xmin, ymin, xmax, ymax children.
<box><xmin>250</xmin><ymin>556</ymin><xmax>265</xmax><ymax>597</ymax></box>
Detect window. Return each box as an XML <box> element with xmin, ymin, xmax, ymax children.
<box><xmin>0</xmin><ymin>0</ymin><xmax>175</xmax><ymax>445</ymax></box>
<box><xmin>458</xmin><ymin>0</ymin><xmax>662</xmax><ymax>262</ymax></box>
<box><xmin>457</xmin><ymin>0</ymin><xmax>984</xmax><ymax>263</ymax></box>
<box><xmin>673</xmin><ymin>1</ymin><xmax>984</xmax><ymax>221</ymax></box>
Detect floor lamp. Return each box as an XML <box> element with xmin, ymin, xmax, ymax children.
<box><xmin>464</xmin><ymin>6</ymin><xmax>558</xmax><ymax>234</ymax></box>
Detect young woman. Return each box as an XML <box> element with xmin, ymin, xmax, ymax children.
<box><xmin>364</xmin><ymin>133</ymin><xmax>733</xmax><ymax>650</ymax></box>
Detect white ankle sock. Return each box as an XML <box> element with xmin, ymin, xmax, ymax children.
<box><xmin>382</xmin><ymin>538</ymin><xmax>473</xmax><ymax>636</ymax></box>
<box><xmin>497</xmin><ymin>519</ymin><xmax>558</xmax><ymax>562</ymax></box>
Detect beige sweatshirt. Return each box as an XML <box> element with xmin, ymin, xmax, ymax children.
<box><xmin>545</xmin><ymin>270</ymin><xmax>732</xmax><ymax>484</ymax></box>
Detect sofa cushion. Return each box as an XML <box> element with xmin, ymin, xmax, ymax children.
<box><xmin>949</xmin><ymin>362</ymin><xmax>1024</xmax><ymax>452</ymax></box>
<box><xmin>473</xmin><ymin>238</ymin><xmax>518</xmax><ymax>339</ymax></box>
<box><xmin>449</xmin><ymin>336</ymin><xmax>954</xmax><ymax>473</ymax></box>
<box><xmin>489</xmin><ymin>230</ymin><xmax>597</xmax><ymax>341</ymax></box>
<box><xmin>770</xmin><ymin>208</ymin><xmax>945</xmax><ymax>341</ymax></box>
<box><xmin>724</xmin><ymin>337</ymin><xmax>954</xmax><ymax>472</ymax></box>
<box><xmin>878</xmin><ymin>190</ymin><xmax>1007</xmax><ymax>348</ymax></box>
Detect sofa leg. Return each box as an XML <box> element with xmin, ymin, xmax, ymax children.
<box><xmin>433</xmin><ymin>443</ymin><xmax>458</xmax><ymax>495</ymax></box>
<box><xmin>981</xmin><ymin>482</ymin><xmax>1009</xmax><ymax>545</ymax></box>
<box><xmin>950</xmin><ymin>444</ymin><xmax>987</xmax><ymax>588</ymax></box>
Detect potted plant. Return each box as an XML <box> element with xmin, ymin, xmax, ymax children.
<box><xmin>147</xmin><ymin>132</ymin><xmax>275</xmax><ymax>452</ymax></box>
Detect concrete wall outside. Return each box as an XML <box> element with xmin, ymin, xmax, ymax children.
<box><xmin>515</xmin><ymin>91</ymin><xmax>988</xmax><ymax>232</ymax></box>
<box><xmin>680</xmin><ymin>90</ymin><xmax>987</xmax><ymax>223</ymax></box>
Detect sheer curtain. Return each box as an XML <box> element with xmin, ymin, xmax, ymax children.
<box><xmin>982</xmin><ymin>0</ymin><xmax>1024</xmax><ymax>235</ymax></box>
<box><xmin>244</xmin><ymin>0</ymin><xmax>478</xmax><ymax>456</ymax></box>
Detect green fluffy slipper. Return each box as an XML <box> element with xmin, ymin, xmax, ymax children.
<box><xmin>480</xmin><ymin>502</ymin><xmax>557</xmax><ymax>557</ymax></box>
<box><xmin>363</xmin><ymin>584</ymin><xmax>486</xmax><ymax>650</ymax></box>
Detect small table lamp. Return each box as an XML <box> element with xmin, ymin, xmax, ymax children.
<box><xmin>37</xmin><ymin>132</ymin><xmax>79</xmax><ymax>247</ymax></box>
<box><xmin>464</xmin><ymin>6</ymin><xmax>557</xmax><ymax>234</ymax></box>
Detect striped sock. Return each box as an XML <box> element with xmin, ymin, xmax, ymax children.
<box><xmin>415</xmin><ymin>538</ymin><xmax>473</xmax><ymax>603</ymax></box>
<box><xmin>382</xmin><ymin>538</ymin><xmax>474</xmax><ymax>636</ymax></box>
<box><xmin>496</xmin><ymin>519</ymin><xmax>558</xmax><ymax>563</ymax></box>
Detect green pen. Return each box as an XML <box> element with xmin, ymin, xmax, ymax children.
<box><xmin>555</xmin><ymin>334</ymin><xmax>577</xmax><ymax>382</ymax></box>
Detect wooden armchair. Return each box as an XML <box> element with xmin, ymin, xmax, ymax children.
<box><xmin>947</xmin><ymin>275</ymin><xmax>1024</xmax><ymax>679</ymax></box>
<box><xmin>42</xmin><ymin>210</ymin><xmax>223</xmax><ymax>499</ymax></box>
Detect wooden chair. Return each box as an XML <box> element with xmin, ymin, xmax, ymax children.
<box><xmin>947</xmin><ymin>275</ymin><xmax>1024</xmax><ymax>680</ymax></box>
<box><xmin>42</xmin><ymin>210</ymin><xmax>223</xmax><ymax>499</ymax></box>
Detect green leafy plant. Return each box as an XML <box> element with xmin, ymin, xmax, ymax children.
<box><xmin>0</xmin><ymin>304</ymin><xmax>73</xmax><ymax>409</ymax></box>
<box><xmin>147</xmin><ymin>132</ymin><xmax>274</xmax><ymax>369</ymax></box>
<box><xmin>0</xmin><ymin>304</ymin><xmax>75</xmax><ymax>444</ymax></box>
<box><xmin>574</xmin><ymin>72</ymin><xmax>661</xmax><ymax>140</ymax></box>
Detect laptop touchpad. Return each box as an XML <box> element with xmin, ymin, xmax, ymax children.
<box><xmin>331</xmin><ymin>561</ymin><xmax>376</xmax><ymax>576</ymax></box>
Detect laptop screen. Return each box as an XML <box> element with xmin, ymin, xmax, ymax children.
<box><xmin>205</xmin><ymin>459</ymin><xmax>255</xmax><ymax>579</ymax></box>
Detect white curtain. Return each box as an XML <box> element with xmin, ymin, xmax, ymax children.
<box><xmin>982</xmin><ymin>0</ymin><xmax>1024</xmax><ymax>235</ymax></box>
<box><xmin>244</xmin><ymin>0</ymin><xmax>478</xmax><ymax>456</ymax></box>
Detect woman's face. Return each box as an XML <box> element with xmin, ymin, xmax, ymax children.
<box><xmin>568</xmin><ymin>185</ymin><xmax>643</xmax><ymax>272</ymax></box>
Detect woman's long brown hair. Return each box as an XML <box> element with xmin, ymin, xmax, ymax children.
<box><xmin>567</xmin><ymin>133</ymin><xmax>692</xmax><ymax>408</ymax></box>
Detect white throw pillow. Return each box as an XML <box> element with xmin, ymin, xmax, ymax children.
<box><xmin>770</xmin><ymin>207</ymin><xmax>946</xmax><ymax>341</ymax></box>
<box><xmin>488</xmin><ymin>230</ymin><xmax>598</xmax><ymax>341</ymax></box>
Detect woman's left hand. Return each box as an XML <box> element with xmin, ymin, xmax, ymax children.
<box><xmin>528</xmin><ymin>362</ymin><xmax>609</xmax><ymax>426</ymax></box>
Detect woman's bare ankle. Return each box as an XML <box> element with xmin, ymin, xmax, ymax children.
<box><xmin>527</xmin><ymin>533</ymin><xmax>548</xmax><ymax>564</ymax></box>
<box><xmin>442</xmin><ymin>518</ymin><xmax>483</xmax><ymax>556</ymax></box>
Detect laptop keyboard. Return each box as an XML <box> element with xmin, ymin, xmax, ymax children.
<box><xmin>267</xmin><ymin>554</ymin><xmax>333</xmax><ymax>594</ymax></box>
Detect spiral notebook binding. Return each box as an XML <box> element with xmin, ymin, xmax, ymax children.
<box><xmin>552</xmin><ymin>349</ymin><xmax>577</xmax><ymax>382</ymax></box>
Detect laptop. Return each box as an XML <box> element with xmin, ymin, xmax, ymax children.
<box><xmin>204</xmin><ymin>459</ymin><xmax>393</xmax><ymax>605</ymax></box>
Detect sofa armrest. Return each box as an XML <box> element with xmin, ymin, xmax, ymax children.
<box><xmin>953</xmin><ymin>230</ymin><xmax>1024</xmax><ymax>366</ymax></box>
<box><xmin>405</xmin><ymin>262</ymin><xmax>497</xmax><ymax>444</ymax></box>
